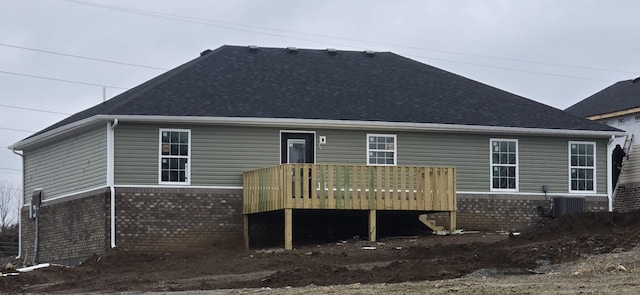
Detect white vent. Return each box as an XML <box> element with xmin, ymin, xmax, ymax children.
<box><xmin>363</xmin><ymin>50</ymin><xmax>376</xmax><ymax>57</ymax></box>
<box><xmin>248</xmin><ymin>45</ymin><xmax>259</xmax><ymax>52</ymax></box>
<box><xmin>286</xmin><ymin>47</ymin><xmax>299</xmax><ymax>54</ymax></box>
<box><xmin>326</xmin><ymin>48</ymin><xmax>337</xmax><ymax>56</ymax></box>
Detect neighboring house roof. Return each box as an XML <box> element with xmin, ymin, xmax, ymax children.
<box><xmin>565</xmin><ymin>78</ymin><xmax>640</xmax><ymax>118</ymax></box>
<box><xmin>13</xmin><ymin>45</ymin><xmax>620</xmax><ymax>149</ymax></box>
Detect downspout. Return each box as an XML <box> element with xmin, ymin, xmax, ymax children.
<box><xmin>608</xmin><ymin>135</ymin><xmax>614</xmax><ymax>212</ymax></box>
<box><xmin>10</xmin><ymin>148</ymin><xmax>23</xmax><ymax>260</ymax></box>
<box><xmin>107</xmin><ymin>119</ymin><xmax>119</xmax><ymax>248</ymax></box>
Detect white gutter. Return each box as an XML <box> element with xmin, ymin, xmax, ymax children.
<box><xmin>9</xmin><ymin>115</ymin><xmax>626</xmax><ymax>150</ymax></box>
<box><xmin>10</xmin><ymin>148</ymin><xmax>23</xmax><ymax>260</ymax></box>
<box><xmin>107</xmin><ymin>119</ymin><xmax>118</xmax><ymax>248</ymax></box>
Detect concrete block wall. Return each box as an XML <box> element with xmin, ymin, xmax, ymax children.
<box><xmin>614</xmin><ymin>182</ymin><xmax>640</xmax><ymax>212</ymax></box>
<box><xmin>114</xmin><ymin>187</ymin><xmax>244</xmax><ymax>252</ymax></box>
<box><xmin>20</xmin><ymin>189</ymin><xmax>110</xmax><ymax>265</ymax></box>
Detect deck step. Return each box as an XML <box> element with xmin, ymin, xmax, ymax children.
<box><xmin>418</xmin><ymin>214</ymin><xmax>444</xmax><ymax>232</ymax></box>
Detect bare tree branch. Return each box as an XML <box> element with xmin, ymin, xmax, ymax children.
<box><xmin>0</xmin><ymin>181</ymin><xmax>21</xmax><ymax>234</ymax></box>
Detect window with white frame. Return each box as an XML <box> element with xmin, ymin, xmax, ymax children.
<box><xmin>490</xmin><ymin>139</ymin><xmax>518</xmax><ymax>190</ymax></box>
<box><xmin>569</xmin><ymin>142</ymin><xmax>595</xmax><ymax>192</ymax></box>
<box><xmin>367</xmin><ymin>134</ymin><xmax>397</xmax><ymax>165</ymax></box>
<box><xmin>159</xmin><ymin>129</ymin><xmax>190</xmax><ymax>184</ymax></box>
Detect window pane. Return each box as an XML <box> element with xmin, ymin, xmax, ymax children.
<box><xmin>162</xmin><ymin>132</ymin><xmax>169</xmax><ymax>143</ymax></box>
<box><xmin>179</xmin><ymin>132</ymin><xmax>188</xmax><ymax>143</ymax></box>
<box><xmin>170</xmin><ymin>171</ymin><xmax>178</xmax><ymax>181</ymax></box>
<box><xmin>179</xmin><ymin>144</ymin><xmax>188</xmax><ymax>156</ymax></box>
<box><xmin>170</xmin><ymin>132</ymin><xmax>179</xmax><ymax>143</ymax></box>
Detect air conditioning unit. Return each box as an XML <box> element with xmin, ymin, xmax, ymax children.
<box><xmin>552</xmin><ymin>197</ymin><xmax>585</xmax><ymax>217</ymax></box>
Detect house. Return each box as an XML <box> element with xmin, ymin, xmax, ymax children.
<box><xmin>565</xmin><ymin>78</ymin><xmax>640</xmax><ymax>212</ymax></box>
<box><xmin>10</xmin><ymin>45</ymin><xmax>623</xmax><ymax>265</ymax></box>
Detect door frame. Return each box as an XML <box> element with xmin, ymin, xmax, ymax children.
<box><xmin>279</xmin><ymin>130</ymin><xmax>316</xmax><ymax>164</ymax></box>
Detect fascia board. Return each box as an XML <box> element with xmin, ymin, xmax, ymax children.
<box><xmin>9</xmin><ymin>114</ymin><xmax>626</xmax><ymax>150</ymax></box>
<box><xmin>107</xmin><ymin>115</ymin><xmax>626</xmax><ymax>138</ymax></box>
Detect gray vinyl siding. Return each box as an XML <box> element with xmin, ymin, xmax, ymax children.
<box><xmin>23</xmin><ymin>125</ymin><xmax>107</xmax><ymax>202</ymax></box>
<box><xmin>114</xmin><ymin>124</ymin><xmax>280</xmax><ymax>186</ymax></box>
<box><xmin>114</xmin><ymin>124</ymin><xmax>158</xmax><ymax>184</ymax></box>
<box><xmin>114</xmin><ymin>123</ymin><xmax>609</xmax><ymax>194</ymax></box>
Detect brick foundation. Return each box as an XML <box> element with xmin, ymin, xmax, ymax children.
<box><xmin>114</xmin><ymin>187</ymin><xmax>244</xmax><ymax>252</ymax></box>
<box><xmin>431</xmin><ymin>194</ymin><xmax>608</xmax><ymax>231</ymax></box>
<box><xmin>20</xmin><ymin>189</ymin><xmax>110</xmax><ymax>265</ymax></box>
<box><xmin>20</xmin><ymin>188</ymin><xmax>609</xmax><ymax>263</ymax></box>
<box><xmin>614</xmin><ymin>181</ymin><xmax>640</xmax><ymax>212</ymax></box>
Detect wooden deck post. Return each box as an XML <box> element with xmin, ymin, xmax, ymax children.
<box><xmin>285</xmin><ymin>209</ymin><xmax>293</xmax><ymax>250</ymax></box>
<box><xmin>368</xmin><ymin>209</ymin><xmax>376</xmax><ymax>242</ymax></box>
<box><xmin>449</xmin><ymin>210</ymin><xmax>457</xmax><ymax>234</ymax></box>
<box><xmin>243</xmin><ymin>215</ymin><xmax>249</xmax><ymax>250</ymax></box>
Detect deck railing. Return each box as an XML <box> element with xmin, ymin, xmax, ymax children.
<box><xmin>243</xmin><ymin>164</ymin><xmax>456</xmax><ymax>214</ymax></box>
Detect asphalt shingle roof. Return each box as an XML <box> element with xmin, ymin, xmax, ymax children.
<box><xmin>565</xmin><ymin>78</ymin><xmax>640</xmax><ymax>117</ymax></box>
<box><xmin>33</xmin><ymin>45</ymin><xmax>618</xmax><ymax>137</ymax></box>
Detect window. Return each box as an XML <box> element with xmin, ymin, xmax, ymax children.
<box><xmin>490</xmin><ymin>139</ymin><xmax>518</xmax><ymax>191</ymax></box>
<box><xmin>635</xmin><ymin>114</ymin><xmax>640</xmax><ymax>122</ymax></box>
<box><xmin>618</xmin><ymin>118</ymin><xmax>626</xmax><ymax>125</ymax></box>
<box><xmin>569</xmin><ymin>142</ymin><xmax>595</xmax><ymax>192</ymax></box>
<box><xmin>159</xmin><ymin>129</ymin><xmax>190</xmax><ymax>184</ymax></box>
<box><xmin>367</xmin><ymin>134</ymin><xmax>397</xmax><ymax>165</ymax></box>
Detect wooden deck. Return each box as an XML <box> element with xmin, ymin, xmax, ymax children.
<box><xmin>243</xmin><ymin>164</ymin><xmax>457</xmax><ymax>249</ymax></box>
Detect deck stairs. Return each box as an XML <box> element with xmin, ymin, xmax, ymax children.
<box><xmin>418</xmin><ymin>214</ymin><xmax>446</xmax><ymax>235</ymax></box>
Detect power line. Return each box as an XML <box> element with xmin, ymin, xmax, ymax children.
<box><xmin>0</xmin><ymin>43</ymin><xmax>168</xmax><ymax>71</ymax></box>
<box><xmin>406</xmin><ymin>53</ymin><xmax>615</xmax><ymax>83</ymax></box>
<box><xmin>0</xmin><ymin>127</ymin><xmax>36</xmax><ymax>133</ymax></box>
<box><xmin>0</xmin><ymin>186</ymin><xmax>22</xmax><ymax>191</ymax></box>
<box><xmin>0</xmin><ymin>104</ymin><xmax>70</xmax><ymax>115</ymax></box>
<box><xmin>63</xmin><ymin>0</ymin><xmax>362</xmax><ymax>51</ymax></box>
<box><xmin>0</xmin><ymin>167</ymin><xmax>21</xmax><ymax>172</ymax></box>
<box><xmin>0</xmin><ymin>70</ymin><xmax>129</xmax><ymax>90</ymax></box>
<box><xmin>65</xmin><ymin>0</ymin><xmax>640</xmax><ymax>77</ymax></box>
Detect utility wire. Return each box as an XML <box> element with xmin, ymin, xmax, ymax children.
<box><xmin>0</xmin><ymin>186</ymin><xmax>22</xmax><ymax>191</ymax></box>
<box><xmin>0</xmin><ymin>104</ymin><xmax>70</xmax><ymax>115</ymax></box>
<box><xmin>66</xmin><ymin>0</ymin><xmax>640</xmax><ymax>76</ymax></box>
<box><xmin>0</xmin><ymin>70</ymin><xmax>129</xmax><ymax>90</ymax></box>
<box><xmin>0</xmin><ymin>168</ymin><xmax>21</xmax><ymax>172</ymax></box>
<box><xmin>406</xmin><ymin>53</ymin><xmax>616</xmax><ymax>83</ymax></box>
<box><xmin>0</xmin><ymin>127</ymin><xmax>36</xmax><ymax>133</ymax></box>
<box><xmin>64</xmin><ymin>0</ymin><xmax>362</xmax><ymax>51</ymax></box>
<box><xmin>0</xmin><ymin>43</ymin><xmax>168</xmax><ymax>71</ymax></box>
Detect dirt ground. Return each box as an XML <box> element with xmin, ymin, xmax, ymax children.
<box><xmin>2</xmin><ymin>210</ymin><xmax>640</xmax><ymax>294</ymax></box>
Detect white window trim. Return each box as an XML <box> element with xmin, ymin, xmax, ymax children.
<box><xmin>489</xmin><ymin>138</ymin><xmax>519</xmax><ymax>192</ymax></box>
<box><xmin>568</xmin><ymin>141</ymin><xmax>596</xmax><ymax>194</ymax></box>
<box><xmin>158</xmin><ymin>128</ymin><xmax>191</xmax><ymax>185</ymax></box>
<box><xmin>366</xmin><ymin>133</ymin><xmax>398</xmax><ymax>166</ymax></box>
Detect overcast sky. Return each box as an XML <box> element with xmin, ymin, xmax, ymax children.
<box><xmin>2</xmin><ymin>0</ymin><xmax>640</xmax><ymax>189</ymax></box>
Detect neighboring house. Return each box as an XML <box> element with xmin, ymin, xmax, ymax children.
<box><xmin>10</xmin><ymin>45</ymin><xmax>622</xmax><ymax>265</ymax></box>
<box><xmin>566</xmin><ymin>78</ymin><xmax>640</xmax><ymax>212</ymax></box>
